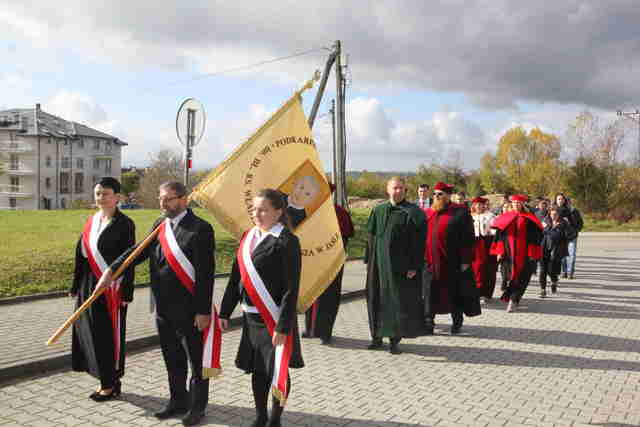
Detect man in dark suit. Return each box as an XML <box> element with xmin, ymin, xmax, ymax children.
<box><xmin>96</xmin><ymin>181</ymin><xmax>215</xmax><ymax>426</ymax></box>
<box><xmin>415</xmin><ymin>183</ymin><xmax>432</xmax><ymax>211</ymax></box>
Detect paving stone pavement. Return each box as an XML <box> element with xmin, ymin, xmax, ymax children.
<box><xmin>1</xmin><ymin>233</ymin><xmax>640</xmax><ymax>426</ymax></box>
<box><xmin>0</xmin><ymin>262</ymin><xmax>366</xmax><ymax>381</ymax></box>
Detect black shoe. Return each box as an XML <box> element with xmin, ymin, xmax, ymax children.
<box><xmin>182</xmin><ymin>411</ymin><xmax>205</xmax><ymax>426</ymax></box>
<box><xmin>90</xmin><ymin>389</ymin><xmax>117</xmax><ymax>402</ymax></box>
<box><xmin>320</xmin><ymin>337</ymin><xmax>332</xmax><ymax>345</ymax></box>
<box><xmin>424</xmin><ymin>326</ymin><xmax>434</xmax><ymax>335</ymax></box>
<box><xmin>367</xmin><ymin>339</ymin><xmax>383</xmax><ymax>350</ymax></box>
<box><xmin>266</xmin><ymin>419</ymin><xmax>282</xmax><ymax>427</ymax></box>
<box><xmin>389</xmin><ymin>344</ymin><xmax>402</xmax><ymax>355</ymax></box>
<box><xmin>562</xmin><ymin>273</ymin><xmax>568</xmax><ymax>279</ymax></box>
<box><xmin>569</xmin><ymin>274</ymin><xmax>574</xmax><ymax>280</ymax></box>
<box><xmin>250</xmin><ymin>416</ymin><xmax>268</xmax><ymax>427</ymax></box>
<box><xmin>301</xmin><ymin>331</ymin><xmax>312</xmax><ymax>339</ymax></box>
<box><xmin>154</xmin><ymin>402</ymin><xmax>188</xmax><ymax>419</ymax></box>
<box><xmin>551</xmin><ymin>283</ymin><xmax>557</xmax><ymax>294</ymax></box>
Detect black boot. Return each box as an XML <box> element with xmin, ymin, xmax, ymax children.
<box><xmin>451</xmin><ymin>312</ymin><xmax>463</xmax><ymax>334</ymax></box>
<box><xmin>251</xmin><ymin>374</ymin><xmax>269</xmax><ymax>427</ymax></box>
<box><xmin>389</xmin><ymin>337</ymin><xmax>402</xmax><ymax>355</ymax></box>
<box><xmin>268</xmin><ymin>396</ymin><xmax>284</xmax><ymax>427</ymax></box>
<box><xmin>367</xmin><ymin>338</ymin><xmax>383</xmax><ymax>350</ymax></box>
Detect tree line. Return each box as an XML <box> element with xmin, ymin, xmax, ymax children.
<box><xmin>346</xmin><ymin>111</ymin><xmax>640</xmax><ymax>223</ymax></box>
<box><xmin>123</xmin><ymin>111</ymin><xmax>640</xmax><ymax>224</ymax></box>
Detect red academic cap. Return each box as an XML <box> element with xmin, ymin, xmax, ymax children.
<box><xmin>471</xmin><ymin>196</ymin><xmax>488</xmax><ymax>204</ymax></box>
<box><xmin>433</xmin><ymin>181</ymin><xmax>454</xmax><ymax>194</ymax></box>
<box><xmin>510</xmin><ymin>194</ymin><xmax>528</xmax><ymax>202</ymax></box>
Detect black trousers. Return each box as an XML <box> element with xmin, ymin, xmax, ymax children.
<box><xmin>422</xmin><ymin>266</ymin><xmax>463</xmax><ymax>327</ymax></box>
<box><xmin>156</xmin><ymin>313</ymin><xmax>209</xmax><ymax>414</ymax></box>
<box><xmin>539</xmin><ymin>257</ymin><xmax>561</xmax><ymax>289</ymax></box>
<box><xmin>304</xmin><ymin>266</ymin><xmax>343</xmax><ymax>340</ymax></box>
<box><xmin>505</xmin><ymin>260</ymin><xmax>536</xmax><ymax>303</ymax></box>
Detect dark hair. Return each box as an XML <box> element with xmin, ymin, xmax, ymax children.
<box><xmin>418</xmin><ymin>183</ymin><xmax>429</xmax><ymax>190</ymax></box>
<box><xmin>96</xmin><ymin>177</ymin><xmax>121</xmax><ymax>194</ymax></box>
<box><xmin>256</xmin><ymin>188</ymin><xmax>292</xmax><ymax>229</ymax></box>
<box><xmin>159</xmin><ymin>181</ymin><xmax>187</xmax><ymax>198</ymax></box>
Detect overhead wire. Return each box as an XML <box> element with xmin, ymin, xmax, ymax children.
<box><xmin>144</xmin><ymin>46</ymin><xmax>330</xmax><ymax>92</ymax></box>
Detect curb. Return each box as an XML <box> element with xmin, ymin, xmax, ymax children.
<box><xmin>0</xmin><ymin>289</ymin><xmax>366</xmax><ymax>384</ymax></box>
<box><xmin>0</xmin><ymin>258</ymin><xmax>364</xmax><ymax>306</ymax></box>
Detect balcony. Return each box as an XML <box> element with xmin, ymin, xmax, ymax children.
<box><xmin>0</xmin><ymin>184</ymin><xmax>33</xmax><ymax>198</ymax></box>
<box><xmin>0</xmin><ymin>142</ymin><xmax>33</xmax><ymax>153</ymax></box>
<box><xmin>5</xmin><ymin>162</ymin><xmax>35</xmax><ymax>175</ymax></box>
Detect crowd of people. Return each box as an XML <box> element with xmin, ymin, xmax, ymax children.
<box><xmin>363</xmin><ymin>177</ymin><xmax>583</xmax><ymax>353</ymax></box>
<box><xmin>67</xmin><ymin>175</ymin><xmax>583</xmax><ymax>426</ymax></box>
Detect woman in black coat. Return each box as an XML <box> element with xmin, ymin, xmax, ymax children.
<box><xmin>220</xmin><ymin>188</ymin><xmax>304</xmax><ymax>427</ymax></box>
<box><xmin>70</xmin><ymin>177</ymin><xmax>135</xmax><ymax>401</ymax></box>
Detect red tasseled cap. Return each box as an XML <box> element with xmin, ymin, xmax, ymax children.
<box><xmin>510</xmin><ymin>194</ymin><xmax>528</xmax><ymax>202</ymax></box>
<box><xmin>433</xmin><ymin>181</ymin><xmax>454</xmax><ymax>193</ymax></box>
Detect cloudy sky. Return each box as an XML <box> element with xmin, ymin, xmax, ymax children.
<box><xmin>2</xmin><ymin>1</ymin><xmax>639</xmax><ymax>172</ymax></box>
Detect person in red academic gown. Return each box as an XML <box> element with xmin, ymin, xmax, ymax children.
<box><xmin>304</xmin><ymin>184</ymin><xmax>355</xmax><ymax>344</ymax></box>
<box><xmin>423</xmin><ymin>182</ymin><xmax>480</xmax><ymax>335</ymax></box>
<box><xmin>470</xmin><ymin>197</ymin><xmax>498</xmax><ymax>303</ymax></box>
<box><xmin>490</xmin><ymin>194</ymin><xmax>543</xmax><ymax>312</ymax></box>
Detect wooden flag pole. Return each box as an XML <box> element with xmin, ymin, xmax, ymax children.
<box><xmin>46</xmin><ymin>224</ymin><xmax>163</xmax><ymax>346</ymax></box>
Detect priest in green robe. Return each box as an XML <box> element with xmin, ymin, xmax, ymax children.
<box><xmin>364</xmin><ymin>177</ymin><xmax>427</xmax><ymax>354</ymax></box>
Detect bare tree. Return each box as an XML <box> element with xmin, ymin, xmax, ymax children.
<box><xmin>136</xmin><ymin>149</ymin><xmax>183</xmax><ymax>208</ymax></box>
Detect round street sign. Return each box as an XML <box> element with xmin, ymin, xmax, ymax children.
<box><xmin>176</xmin><ymin>98</ymin><xmax>206</xmax><ymax>147</ymax></box>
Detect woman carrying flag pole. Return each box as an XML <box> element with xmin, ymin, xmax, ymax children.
<box><xmin>69</xmin><ymin>177</ymin><xmax>135</xmax><ymax>401</ymax></box>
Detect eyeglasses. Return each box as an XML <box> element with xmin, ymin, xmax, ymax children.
<box><xmin>158</xmin><ymin>195</ymin><xmax>183</xmax><ymax>203</ymax></box>
<box><xmin>433</xmin><ymin>192</ymin><xmax>446</xmax><ymax>197</ymax></box>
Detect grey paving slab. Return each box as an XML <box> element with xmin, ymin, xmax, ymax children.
<box><xmin>0</xmin><ymin>260</ymin><xmax>366</xmax><ymax>381</ymax></box>
<box><xmin>1</xmin><ymin>233</ymin><xmax>639</xmax><ymax>426</ymax></box>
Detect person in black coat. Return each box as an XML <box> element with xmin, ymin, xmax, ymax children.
<box><xmin>70</xmin><ymin>177</ymin><xmax>135</xmax><ymax>401</ymax></box>
<box><xmin>95</xmin><ymin>181</ymin><xmax>215</xmax><ymax>426</ymax></box>
<box><xmin>539</xmin><ymin>206</ymin><xmax>571</xmax><ymax>297</ymax></box>
<box><xmin>220</xmin><ymin>189</ymin><xmax>304</xmax><ymax>427</ymax></box>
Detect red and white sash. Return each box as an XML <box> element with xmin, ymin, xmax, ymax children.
<box><xmin>236</xmin><ymin>227</ymin><xmax>294</xmax><ymax>405</ymax></box>
<box><xmin>157</xmin><ymin>218</ymin><xmax>222</xmax><ymax>378</ymax></box>
<box><xmin>81</xmin><ymin>212</ymin><xmax>122</xmax><ymax>369</ymax></box>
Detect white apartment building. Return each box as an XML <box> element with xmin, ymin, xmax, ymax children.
<box><xmin>0</xmin><ymin>104</ymin><xmax>127</xmax><ymax>210</ymax></box>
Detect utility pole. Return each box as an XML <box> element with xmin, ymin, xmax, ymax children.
<box><xmin>334</xmin><ymin>40</ymin><xmax>347</xmax><ymax>207</ymax></box>
<box><xmin>330</xmin><ymin>99</ymin><xmax>337</xmax><ymax>181</ymax></box>
<box><xmin>617</xmin><ymin>109</ymin><xmax>640</xmax><ymax>164</ymax></box>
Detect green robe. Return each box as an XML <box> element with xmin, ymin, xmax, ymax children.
<box><xmin>364</xmin><ymin>200</ymin><xmax>427</xmax><ymax>339</ymax></box>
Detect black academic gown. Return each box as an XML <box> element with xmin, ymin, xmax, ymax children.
<box><xmin>220</xmin><ymin>226</ymin><xmax>304</xmax><ymax>373</ymax></box>
<box><xmin>71</xmin><ymin>209</ymin><xmax>135</xmax><ymax>387</ymax></box>
<box><xmin>364</xmin><ymin>200</ymin><xmax>427</xmax><ymax>339</ymax></box>
<box><xmin>111</xmin><ymin>208</ymin><xmax>215</xmax><ymax>413</ymax></box>
<box><xmin>305</xmin><ymin>203</ymin><xmax>355</xmax><ymax>341</ymax></box>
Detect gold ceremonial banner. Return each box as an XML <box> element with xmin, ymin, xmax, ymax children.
<box><xmin>190</xmin><ymin>80</ymin><xmax>346</xmax><ymax>313</ymax></box>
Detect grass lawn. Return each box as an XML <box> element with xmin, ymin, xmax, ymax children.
<box><xmin>0</xmin><ymin>208</ymin><xmax>370</xmax><ymax>298</ymax></box>
<box><xmin>1</xmin><ymin>205</ymin><xmax>635</xmax><ymax>298</ymax></box>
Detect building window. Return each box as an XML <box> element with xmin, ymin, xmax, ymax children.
<box><xmin>76</xmin><ymin>158</ymin><xmax>84</xmax><ymax>169</ymax></box>
<box><xmin>9</xmin><ymin>198</ymin><xmax>16</xmax><ymax>208</ymax></box>
<box><xmin>77</xmin><ymin>139</ymin><xmax>84</xmax><ymax>149</ymax></box>
<box><xmin>9</xmin><ymin>154</ymin><xmax>19</xmax><ymax>170</ymax></box>
<box><xmin>10</xmin><ymin>176</ymin><xmax>19</xmax><ymax>192</ymax></box>
<box><xmin>93</xmin><ymin>139</ymin><xmax>101</xmax><ymax>150</ymax></box>
<box><xmin>74</xmin><ymin>173</ymin><xmax>84</xmax><ymax>194</ymax></box>
<box><xmin>45</xmin><ymin>156</ymin><xmax>52</xmax><ymax>167</ymax></box>
<box><xmin>105</xmin><ymin>141</ymin><xmax>113</xmax><ymax>153</ymax></box>
<box><xmin>45</xmin><ymin>177</ymin><xmax>52</xmax><ymax>189</ymax></box>
<box><xmin>105</xmin><ymin>159</ymin><xmax>112</xmax><ymax>173</ymax></box>
<box><xmin>93</xmin><ymin>158</ymin><xmax>100</xmax><ymax>169</ymax></box>
<box><xmin>60</xmin><ymin>172</ymin><xmax>70</xmax><ymax>194</ymax></box>
<box><xmin>61</xmin><ymin>157</ymin><xmax>70</xmax><ymax>169</ymax></box>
